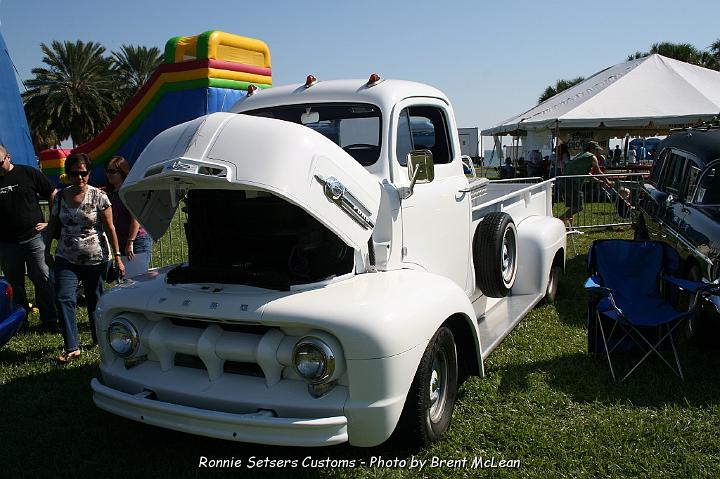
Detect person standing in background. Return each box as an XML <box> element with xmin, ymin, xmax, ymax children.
<box><xmin>628</xmin><ymin>146</ymin><xmax>637</xmax><ymax>164</ymax></box>
<box><xmin>552</xmin><ymin>143</ymin><xmax>570</xmax><ymax>177</ymax></box>
<box><xmin>526</xmin><ymin>149</ymin><xmax>543</xmax><ymax>178</ymax></box>
<box><xmin>559</xmin><ymin>141</ymin><xmax>609</xmax><ymax>221</ymax></box>
<box><xmin>499</xmin><ymin>157</ymin><xmax>515</xmax><ymax>179</ymax></box>
<box><xmin>45</xmin><ymin>153</ymin><xmax>125</xmax><ymax>363</ymax></box>
<box><xmin>516</xmin><ymin>157</ymin><xmax>528</xmax><ymax>178</ymax></box>
<box><xmin>104</xmin><ymin>156</ymin><xmax>153</xmax><ymax>279</ymax></box>
<box><xmin>0</xmin><ymin>144</ymin><xmax>59</xmax><ymax>332</ymax></box>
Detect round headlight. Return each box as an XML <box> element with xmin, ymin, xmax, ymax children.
<box><xmin>293</xmin><ymin>337</ymin><xmax>335</xmax><ymax>383</ymax></box>
<box><xmin>107</xmin><ymin>318</ymin><xmax>139</xmax><ymax>358</ymax></box>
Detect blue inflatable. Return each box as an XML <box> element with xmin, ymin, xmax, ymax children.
<box><xmin>0</xmin><ymin>29</ymin><xmax>36</xmax><ymax>168</ymax></box>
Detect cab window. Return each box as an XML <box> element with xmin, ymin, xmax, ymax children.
<box><xmin>684</xmin><ymin>164</ymin><xmax>702</xmax><ymax>201</ymax></box>
<box><xmin>396</xmin><ymin>106</ymin><xmax>452</xmax><ymax>166</ymax></box>
<box><xmin>650</xmin><ymin>148</ymin><xmax>668</xmax><ymax>185</ymax></box>
<box><xmin>663</xmin><ymin>152</ymin><xmax>687</xmax><ymax>195</ymax></box>
<box><xmin>696</xmin><ymin>163</ymin><xmax>720</xmax><ymax>205</ymax></box>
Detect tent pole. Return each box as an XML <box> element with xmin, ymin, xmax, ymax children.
<box><xmin>623</xmin><ymin>134</ymin><xmax>629</xmax><ymax>168</ymax></box>
<box><xmin>480</xmin><ymin>135</ymin><xmax>484</xmax><ymax>176</ymax></box>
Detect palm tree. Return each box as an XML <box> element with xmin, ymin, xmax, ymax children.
<box><xmin>710</xmin><ymin>38</ymin><xmax>720</xmax><ymax>61</ymax></box>
<box><xmin>626</xmin><ymin>51</ymin><xmax>646</xmax><ymax>61</ymax></box>
<box><xmin>22</xmin><ymin>40</ymin><xmax>119</xmax><ymax>147</ymax></box>
<box><xmin>538</xmin><ymin>77</ymin><xmax>585</xmax><ymax>104</ymax></box>
<box><xmin>111</xmin><ymin>45</ymin><xmax>163</xmax><ymax>104</ymax></box>
<box><xmin>649</xmin><ymin>42</ymin><xmax>705</xmax><ymax>64</ymax></box>
<box><xmin>626</xmin><ymin>42</ymin><xmax>719</xmax><ymax>70</ymax></box>
<box><xmin>23</xmin><ymin>101</ymin><xmax>61</xmax><ymax>151</ymax></box>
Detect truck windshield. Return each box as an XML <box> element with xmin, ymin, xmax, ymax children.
<box><xmin>243</xmin><ymin>103</ymin><xmax>382</xmax><ymax>166</ymax></box>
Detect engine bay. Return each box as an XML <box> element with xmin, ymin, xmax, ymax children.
<box><xmin>166</xmin><ymin>189</ymin><xmax>354</xmax><ymax>289</ymax></box>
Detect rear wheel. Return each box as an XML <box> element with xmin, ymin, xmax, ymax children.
<box><xmin>543</xmin><ymin>262</ymin><xmax>561</xmax><ymax>305</ymax></box>
<box><xmin>395</xmin><ymin>327</ymin><xmax>458</xmax><ymax>446</ymax></box>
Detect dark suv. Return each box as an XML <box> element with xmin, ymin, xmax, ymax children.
<box><xmin>636</xmin><ymin>126</ymin><xmax>720</xmax><ymax>335</ymax></box>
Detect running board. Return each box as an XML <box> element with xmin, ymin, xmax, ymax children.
<box><xmin>475</xmin><ymin>292</ymin><xmax>544</xmax><ymax>361</ymax></box>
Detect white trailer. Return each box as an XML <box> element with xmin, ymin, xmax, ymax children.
<box><xmin>458</xmin><ymin>127</ymin><xmax>479</xmax><ymax>158</ymax></box>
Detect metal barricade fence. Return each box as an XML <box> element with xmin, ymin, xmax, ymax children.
<box><xmin>39</xmin><ymin>200</ymin><xmax>189</xmax><ymax>269</ymax></box>
<box><xmin>552</xmin><ymin>172</ymin><xmax>646</xmax><ymax>230</ymax></box>
<box><xmin>34</xmin><ymin>172</ymin><xmax>646</xmax><ymax>271</ymax></box>
<box><xmin>150</xmin><ymin>206</ymin><xmax>188</xmax><ymax>268</ymax></box>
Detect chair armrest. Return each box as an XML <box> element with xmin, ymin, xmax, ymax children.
<box><xmin>585</xmin><ymin>276</ymin><xmax>624</xmax><ymax>317</ymax></box>
<box><xmin>661</xmin><ymin>274</ymin><xmax>708</xmax><ymax>293</ymax></box>
<box><xmin>662</xmin><ymin>274</ymin><xmax>720</xmax><ymax>311</ymax></box>
<box><xmin>584</xmin><ymin>276</ymin><xmax>612</xmax><ymax>296</ymax></box>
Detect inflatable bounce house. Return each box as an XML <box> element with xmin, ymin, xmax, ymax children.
<box><xmin>0</xmin><ymin>30</ymin><xmax>36</xmax><ymax>168</ymax></box>
<box><xmin>39</xmin><ymin>31</ymin><xmax>271</xmax><ymax>185</ymax></box>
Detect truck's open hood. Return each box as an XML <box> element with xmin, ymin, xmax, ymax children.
<box><xmin>121</xmin><ymin>112</ymin><xmax>381</xmax><ymax>250</ymax></box>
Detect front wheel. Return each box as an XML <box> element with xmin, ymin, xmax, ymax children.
<box><xmin>395</xmin><ymin>327</ymin><xmax>458</xmax><ymax>447</ymax></box>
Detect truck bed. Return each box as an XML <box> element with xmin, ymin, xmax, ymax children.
<box><xmin>468</xmin><ymin>179</ymin><xmax>554</xmax><ymax>225</ymax></box>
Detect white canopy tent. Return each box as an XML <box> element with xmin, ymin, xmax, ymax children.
<box><xmin>482</xmin><ymin>54</ymin><xmax>720</xmax><ymax>152</ymax></box>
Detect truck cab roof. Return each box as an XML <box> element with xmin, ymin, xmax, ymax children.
<box><xmin>230</xmin><ymin>78</ymin><xmax>450</xmax><ymax>114</ymax></box>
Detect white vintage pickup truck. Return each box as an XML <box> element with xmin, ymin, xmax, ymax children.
<box><xmin>91</xmin><ymin>75</ymin><xmax>566</xmax><ymax>448</ymax></box>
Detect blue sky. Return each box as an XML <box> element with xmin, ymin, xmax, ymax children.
<box><xmin>1</xmin><ymin>0</ymin><xmax>719</xmax><ymax>145</ymax></box>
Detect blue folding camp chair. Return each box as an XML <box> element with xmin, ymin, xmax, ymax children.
<box><xmin>585</xmin><ymin>239</ymin><xmax>714</xmax><ymax>382</ymax></box>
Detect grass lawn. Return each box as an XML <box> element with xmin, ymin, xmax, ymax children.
<box><xmin>2</xmin><ymin>227</ymin><xmax>720</xmax><ymax>478</ymax></box>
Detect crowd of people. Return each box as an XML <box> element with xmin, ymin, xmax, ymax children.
<box><xmin>497</xmin><ymin>140</ymin><xmax>632</xmax><ymax>223</ymax></box>
<box><xmin>0</xmin><ymin>148</ymin><xmax>151</xmax><ymax>364</ymax></box>
<box><xmin>498</xmin><ymin>141</ymin><xmax>655</xmax><ymax>181</ymax></box>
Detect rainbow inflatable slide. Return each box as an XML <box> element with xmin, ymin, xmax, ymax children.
<box><xmin>39</xmin><ymin>31</ymin><xmax>271</xmax><ymax>185</ymax></box>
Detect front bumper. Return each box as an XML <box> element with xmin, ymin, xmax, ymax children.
<box><xmin>91</xmin><ymin>378</ymin><xmax>348</xmax><ymax>446</ymax></box>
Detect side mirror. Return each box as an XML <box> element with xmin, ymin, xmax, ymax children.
<box><xmin>407</xmin><ymin>148</ymin><xmax>434</xmax><ymax>182</ymax></box>
<box><xmin>461</xmin><ymin>154</ymin><xmax>476</xmax><ymax>178</ymax></box>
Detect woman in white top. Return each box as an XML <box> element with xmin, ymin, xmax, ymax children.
<box><xmin>628</xmin><ymin>147</ymin><xmax>638</xmax><ymax>164</ymax></box>
<box><xmin>45</xmin><ymin>153</ymin><xmax>125</xmax><ymax>363</ymax></box>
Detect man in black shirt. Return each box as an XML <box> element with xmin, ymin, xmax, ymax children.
<box><xmin>0</xmin><ymin>145</ymin><xmax>59</xmax><ymax>332</ymax></box>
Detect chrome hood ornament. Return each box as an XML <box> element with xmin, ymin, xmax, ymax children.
<box><xmin>315</xmin><ymin>175</ymin><xmax>375</xmax><ymax>230</ymax></box>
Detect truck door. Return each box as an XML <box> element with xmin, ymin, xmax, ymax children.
<box><xmin>393</xmin><ymin>100</ymin><xmax>471</xmax><ymax>291</ymax></box>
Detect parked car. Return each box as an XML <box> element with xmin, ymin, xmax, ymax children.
<box><xmin>0</xmin><ymin>277</ymin><xmax>26</xmax><ymax>348</ymax></box>
<box><xmin>635</xmin><ymin>126</ymin><xmax>720</xmax><ymax>338</ymax></box>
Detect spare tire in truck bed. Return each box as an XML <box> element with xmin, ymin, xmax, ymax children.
<box><xmin>473</xmin><ymin>212</ymin><xmax>517</xmax><ymax>297</ymax></box>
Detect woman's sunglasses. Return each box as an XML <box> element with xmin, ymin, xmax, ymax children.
<box><xmin>67</xmin><ymin>170</ymin><xmax>89</xmax><ymax>178</ymax></box>
<box><xmin>105</xmin><ymin>168</ymin><xmax>119</xmax><ymax>175</ymax></box>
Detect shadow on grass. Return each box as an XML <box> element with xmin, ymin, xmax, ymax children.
<box><xmin>494</xmin><ymin>342</ymin><xmax>720</xmax><ymax>408</ymax></box>
<box><xmin>0</xmin><ymin>344</ymin><xmax>54</xmax><ymax>363</ymax></box>
<box><xmin>0</xmin><ymin>320</ymin><xmax>96</xmax><ymax>363</ymax></box>
<box><xmin>554</xmin><ymin>254</ymin><xmax>591</xmax><ymax>328</ymax></box>
<box><xmin>534</xmin><ymin>243</ymin><xmax>720</xmax><ymax>408</ymax></box>
<box><xmin>0</xmin><ymin>361</ymin><xmax>421</xmax><ymax>479</ymax></box>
